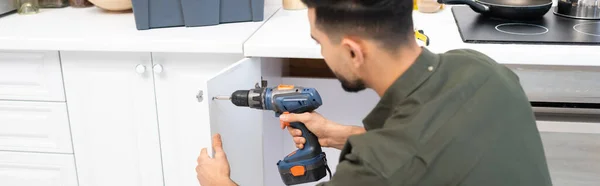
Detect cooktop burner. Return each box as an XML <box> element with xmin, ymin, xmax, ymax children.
<box><xmin>494</xmin><ymin>23</ymin><xmax>549</xmax><ymax>36</ymax></box>
<box><xmin>573</xmin><ymin>22</ymin><xmax>600</xmax><ymax>37</ymax></box>
<box><xmin>451</xmin><ymin>5</ymin><xmax>600</xmax><ymax>45</ymax></box>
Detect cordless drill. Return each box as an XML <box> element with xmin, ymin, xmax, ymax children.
<box><xmin>214</xmin><ymin>84</ymin><xmax>330</xmax><ymax>185</ymax></box>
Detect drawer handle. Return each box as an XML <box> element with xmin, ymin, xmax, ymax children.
<box><xmin>135</xmin><ymin>64</ymin><xmax>146</xmax><ymax>74</ymax></box>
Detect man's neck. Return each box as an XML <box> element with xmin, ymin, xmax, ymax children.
<box><xmin>367</xmin><ymin>44</ymin><xmax>423</xmax><ymax>97</ymax></box>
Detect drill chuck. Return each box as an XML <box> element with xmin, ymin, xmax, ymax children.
<box><xmin>230</xmin><ymin>90</ymin><xmax>250</xmax><ymax>107</ymax></box>
<box><xmin>229</xmin><ymin>88</ymin><xmax>265</xmax><ymax>109</ymax></box>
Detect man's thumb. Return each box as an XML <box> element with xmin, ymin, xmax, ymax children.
<box><xmin>212</xmin><ymin>134</ymin><xmax>226</xmax><ymax>158</ymax></box>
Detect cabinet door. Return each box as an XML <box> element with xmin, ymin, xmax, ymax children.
<box><xmin>207</xmin><ymin>57</ymin><xmax>265</xmax><ymax>186</ymax></box>
<box><xmin>0</xmin><ymin>151</ymin><xmax>78</xmax><ymax>186</ymax></box>
<box><xmin>0</xmin><ymin>101</ymin><xmax>72</xmax><ymax>153</ymax></box>
<box><xmin>60</xmin><ymin>52</ymin><xmax>163</xmax><ymax>186</ymax></box>
<box><xmin>152</xmin><ymin>53</ymin><xmax>243</xmax><ymax>186</ymax></box>
<box><xmin>0</xmin><ymin>50</ymin><xmax>65</xmax><ymax>101</ymax></box>
<box><xmin>537</xmin><ymin>120</ymin><xmax>600</xmax><ymax>186</ymax></box>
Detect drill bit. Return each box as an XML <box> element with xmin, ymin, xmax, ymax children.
<box><xmin>212</xmin><ymin>96</ymin><xmax>231</xmax><ymax>100</ymax></box>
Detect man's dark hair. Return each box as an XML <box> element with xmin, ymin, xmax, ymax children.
<box><xmin>301</xmin><ymin>0</ymin><xmax>415</xmax><ymax>51</ymax></box>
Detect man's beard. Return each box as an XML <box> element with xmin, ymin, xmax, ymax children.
<box><xmin>335</xmin><ymin>73</ymin><xmax>366</xmax><ymax>92</ymax></box>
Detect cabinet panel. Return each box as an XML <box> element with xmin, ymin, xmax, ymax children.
<box><xmin>537</xmin><ymin>120</ymin><xmax>600</xmax><ymax>186</ymax></box>
<box><xmin>152</xmin><ymin>53</ymin><xmax>242</xmax><ymax>186</ymax></box>
<box><xmin>0</xmin><ymin>50</ymin><xmax>65</xmax><ymax>101</ymax></box>
<box><xmin>0</xmin><ymin>151</ymin><xmax>78</xmax><ymax>186</ymax></box>
<box><xmin>60</xmin><ymin>51</ymin><xmax>163</xmax><ymax>186</ymax></box>
<box><xmin>0</xmin><ymin>101</ymin><xmax>72</xmax><ymax>153</ymax></box>
<box><xmin>207</xmin><ymin>57</ymin><xmax>264</xmax><ymax>186</ymax></box>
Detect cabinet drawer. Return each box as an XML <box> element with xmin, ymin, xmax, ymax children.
<box><xmin>0</xmin><ymin>50</ymin><xmax>65</xmax><ymax>101</ymax></box>
<box><xmin>0</xmin><ymin>101</ymin><xmax>73</xmax><ymax>153</ymax></box>
<box><xmin>537</xmin><ymin>120</ymin><xmax>600</xmax><ymax>186</ymax></box>
<box><xmin>0</xmin><ymin>151</ymin><xmax>78</xmax><ymax>186</ymax></box>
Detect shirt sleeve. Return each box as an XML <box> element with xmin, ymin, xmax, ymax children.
<box><xmin>315</xmin><ymin>149</ymin><xmax>386</xmax><ymax>186</ymax></box>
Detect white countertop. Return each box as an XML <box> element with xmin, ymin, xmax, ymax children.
<box><xmin>0</xmin><ymin>6</ymin><xmax>279</xmax><ymax>54</ymax></box>
<box><xmin>244</xmin><ymin>6</ymin><xmax>600</xmax><ymax>67</ymax></box>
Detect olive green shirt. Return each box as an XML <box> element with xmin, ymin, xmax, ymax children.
<box><xmin>317</xmin><ymin>48</ymin><xmax>552</xmax><ymax>186</ymax></box>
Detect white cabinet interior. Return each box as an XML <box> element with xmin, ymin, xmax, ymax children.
<box><xmin>60</xmin><ymin>51</ymin><xmax>163</xmax><ymax>186</ymax></box>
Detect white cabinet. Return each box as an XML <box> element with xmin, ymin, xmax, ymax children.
<box><xmin>537</xmin><ymin>120</ymin><xmax>600</xmax><ymax>186</ymax></box>
<box><xmin>60</xmin><ymin>51</ymin><xmax>163</xmax><ymax>186</ymax></box>
<box><xmin>0</xmin><ymin>101</ymin><xmax>72</xmax><ymax>153</ymax></box>
<box><xmin>0</xmin><ymin>50</ymin><xmax>65</xmax><ymax>102</ymax></box>
<box><xmin>0</xmin><ymin>151</ymin><xmax>78</xmax><ymax>186</ymax></box>
<box><xmin>151</xmin><ymin>52</ymin><xmax>243</xmax><ymax>186</ymax></box>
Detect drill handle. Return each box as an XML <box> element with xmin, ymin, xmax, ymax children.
<box><xmin>285</xmin><ymin>122</ymin><xmax>323</xmax><ymax>162</ymax></box>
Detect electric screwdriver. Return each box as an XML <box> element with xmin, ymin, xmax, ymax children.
<box><xmin>213</xmin><ymin>84</ymin><xmax>330</xmax><ymax>185</ymax></box>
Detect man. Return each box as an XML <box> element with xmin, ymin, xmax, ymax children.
<box><xmin>196</xmin><ymin>0</ymin><xmax>553</xmax><ymax>185</ymax></box>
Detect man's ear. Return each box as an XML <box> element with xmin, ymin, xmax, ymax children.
<box><xmin>341</xmin><ymin>37</ymin><xmax>365</xmax><ymax>68</ymax></box>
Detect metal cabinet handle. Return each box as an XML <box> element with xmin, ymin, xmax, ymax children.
<box><xmin>153</xmin><ymin>64</ymin><xmax>163</xmax><ymax>74</ymax></box>
<box><xmin>135</xmin><ymin>64</ymin><xmax>146</xmax><ymax>74</ymax></box>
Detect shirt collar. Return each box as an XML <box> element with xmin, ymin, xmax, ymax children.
<box><xmin>362</xmin><ymin>47</ymin><xmax>441</xmax><ymax>130</ymax></box>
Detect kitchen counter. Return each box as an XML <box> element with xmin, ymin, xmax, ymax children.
<box><xmin>243</xmin><ymin>6</ymin><xmax>600</xmax><ymax>67</ymax></box>
<box><xmin>0</xmin><ymin>6</ymin><xmax>279</xmax><ymax>54</ymax></box>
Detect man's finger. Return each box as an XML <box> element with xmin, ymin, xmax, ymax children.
<box><xmin>213</xmin><ymin>133</ymin><xmax>229</xmax><ymax>160</ymax></box>
<box><xmin>280</xmin><ymin>120</ymin><xmax>287</xmax><ymax>130</ymax></box>
<box><xmin>287</xmin><ymin>128</ymin><xmax>301</xmax><ymax>136</ymax></box>
<box><xmin>212</xmin><ymin>134</ymin><xmax>224</xmax><ymax>153</ymax></box>
<box><xmin>199</xmin><ymin>148</ymin><xmax>209</xmax><ymax>162</ymax></box>
<box><xmin>293</xmin><ymin>137</ymin><xmax>305</xmax><ymax>144</ymax></box>
<box><xmin>280</xmin><ymin>112</ymin><xmax>311</xmax><ymax>123</ymax></box>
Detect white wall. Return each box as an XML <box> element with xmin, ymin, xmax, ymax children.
<box><xmin>266</xmin><ymin>77</ymin><xmax>380</xmax><ymax>186</ymax></box>
<box><xmin>265</xmin><ymin>0</ymin><xmax>282</xmax><ymax>6</ymax></box>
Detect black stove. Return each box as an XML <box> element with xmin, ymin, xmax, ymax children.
<box><xmin>451</xmin><ymin>5</ymin><xmax>600</xmax><ymax>45</ymax></box>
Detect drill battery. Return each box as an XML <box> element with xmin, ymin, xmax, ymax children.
<box><xmin>278</xmin><ymin>151</ymin><xmax>330</xmax><ymax>185</ymax></box>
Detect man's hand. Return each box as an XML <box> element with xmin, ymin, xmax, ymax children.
<box><xmin>196</xmin><ymin>134</ymin><xmax>237</xmax><ymax>186</ymax></box>
<box><xmin>280</xmin><ymin>112</ymin><xmax>366</xmax><ymax>150</ymax></box>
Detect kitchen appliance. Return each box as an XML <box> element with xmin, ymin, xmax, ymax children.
<box><xmin>451</xmin><ymin>5</ymin><xmax>600</xmax><ymax>44</ymax></box>
<box><xmin>554</xmin><ymin>0</ymin><xmax>600</xmax><ymax>20</ymax></box>
<box><xmin>0</xmin><ymin>0</ymin><xmax>17</xmax><ymax>16</ymax></box>
<box><xmin>438</xmin><ymin>0</ymin><xmax>553</xmax><ymax>20</ymax></box>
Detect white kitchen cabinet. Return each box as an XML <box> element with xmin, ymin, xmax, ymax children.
<box><xmin>0</xmin><ymin>50</ymin><xmax>65</xmax><ymax>102</ymax></box>
<box><xmin>0</xmin><ymin>151</ymin><xmax>78</xmax><ymax>186</ymax></box>
<box><xmin>0</xmin><ymin>100</ymin><xmax>72</xmax><ymax>153</ymax></box>
<box><xmin>151</xmin><ymin>52</ymin><xmax>244</xmax><ymax>186</ymax></box>
<box><xmin>537</xmin><ymin>120</ymin><xmax>600</xmax><ymax>186</ymax></box>
<box><xmin>60</xmin><ymin>51</ymin><xmax>164</xmax><ymax>186</ymax></box>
